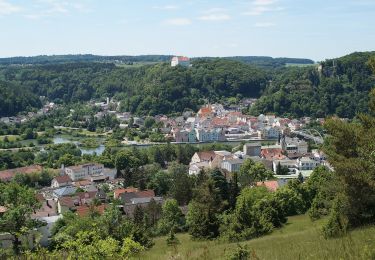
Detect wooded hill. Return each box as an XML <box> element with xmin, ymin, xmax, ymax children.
<box><xmin>0</xmin><ymin>54</ymin><xmax>313</xmax><ymax>67</ymax></box>
<box><xmin>0</xmin><ymin>52</ymin><xmax>373</xmax><ymax>118</ymax></box>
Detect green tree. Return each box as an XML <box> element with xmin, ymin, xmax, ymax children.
<box><xmin>157</xmin><ymin>199</ymin><xmax>184</xmax><ymax>235</ymax></box>
<box><xmin>186</xmin><ymin>179</ymin><xmax>223</xmax><ymax>239</ymax></box>
<box><xmin>57</xmin><ymin>153</ymin><xmax>77</xmax><ymax>167</ymax></box>
<box><xmin>276</xmin><ymin>162</ymin><xmax>289</xmax><ymax>175</ymax></box>
<box><xmin>239</xmin><ymin>159</ymin><xmax>273</xmax><ymax>186</ymax></box>
<box><xmin>0</xmin><ymin>182</ymin><xmax>43</xmax><ymax>254</ymax></box>
<box><xmin>169</xmin><ymin>163</ymin><xmax>192</xmax><ymax>205</ymax></box>
<box><xmin>320</xmin><ymin>57</ymin><xmax>375</xmax><ymax>236</ymax></box>
<box><xmin>115</xmin><ymin>150</ymin><xmax>141</xmax><ymax>186</ymax></box>
<box><xmin>144</xmin><ymin>117</ymin><xmax>156</xmax><ymax>129</ymax></box>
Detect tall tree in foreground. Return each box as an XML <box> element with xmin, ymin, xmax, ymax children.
<box><xmin>0</xmin><ymin>182</ymin><xmax>43</xmax><ymax>254</ymax></box>
<box><xmin>322</xmin><ymin>56</ymin><xmax>375</xmax><ymax>237</ymax></box>
<box><xmin>186</xmin><ymin>179</ymin><xmax>223</xmax><ymax>239</ymax></box>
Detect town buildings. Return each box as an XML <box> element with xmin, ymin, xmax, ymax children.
<box><xmin>171</xmin><ymin>56</ymin><xmax>191</xmax><ymax>67</ymax></box>
<box><xmin>63</xmin><ymin>163</ymin><xmax>116</xmax><ymax>182</ymax></box>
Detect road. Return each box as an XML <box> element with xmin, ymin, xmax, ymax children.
<box><xmin>292</xmin><ymin>130</ymin><xmax>324</xmax><ymax>144</ymax></box>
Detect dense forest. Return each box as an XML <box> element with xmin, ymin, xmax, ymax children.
<box><xmin>0</xmin><ymin>59</ymin><xmax>267</xmax><ymax>116</ymax></box>
<box><xmin>0</xmin><ymin>54</ymin><xmax>313</xmax><ymax>67</ymax></box>
<box><xmin>250</xmin><ymin>52</ymin><xmax>375</xmax><ymax>118</ymax></box>
<box><xmin>0</xmin><ymin>81</ymin><xmax>41</xmax><ymax>117</ymax></box>
<box><xmin>0</xmin><ymin>52</ymin><xmax>374</xmax><ymax>118</ymax></box>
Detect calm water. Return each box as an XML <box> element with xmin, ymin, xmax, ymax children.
<box><xmin>52</xmin><ymin>136</ymin><xmax>105</xmax><ymax>155</ymax></box>
<box><xmin>52</xmin><ymin>135</ymin><xmax>269</xmax><ymax>155</ymax></box>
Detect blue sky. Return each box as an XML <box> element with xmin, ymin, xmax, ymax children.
<box><xmin>0</xmin><ymin>0</ymin><xmax>374</xmax><ymax>61</ymax></box>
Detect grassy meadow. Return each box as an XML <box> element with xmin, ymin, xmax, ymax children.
<box><xmin>135</xmin><ymin>215</ymin><xmax>375</xmax><ymax>260</ymax></box>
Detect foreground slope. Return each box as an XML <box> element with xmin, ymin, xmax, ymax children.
<box><xmin>137</xmin><ymin>215</ymin><xmax>375</xmax><ymax>260</ymax></box>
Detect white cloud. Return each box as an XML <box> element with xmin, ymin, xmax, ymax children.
<box><xmin>24</xmin><ymin>0</ymin><xmax>91</xmax><ymax>19</ymax></box>
<box><xmin>198</xmin><ymin>7</ymin><xmax>231</xmax><ymax>21</ymax></box>
<box><xmin>253</xmin><ymin>0</ymin><xmax>277</xmax><ymax>6</ymax></box>
<box><xmin>204</xmin><ymin>8</ymin><xmax>227</xmax><ymax>13</ymax></box>
<box><xmin>199</xmin><ymin>13</ymin><xmax>230</xmax><ymax>21</ymax></box>
<box><xmin>154</xmin><ymin>5</ymin><xmax>179</xmax><ymax>10</ymax></box>
<box><xmin>254</xmin><ymin>22</ymin><xmax>275</xmax><ymax>27</ymax></box>
<box><xmin>164</xmin><ymin>18</ymin><xmax>192</xmax><ymax>26</ymax></box>
<box><xmin>243</xmin><ymin>0</ymin><xmax>283</xmax><ymax>16</ymax></box>
<box><xmin>0</xmin><ymin>0</ymin><xmax>21</xmax><ymax>15</ymax></box>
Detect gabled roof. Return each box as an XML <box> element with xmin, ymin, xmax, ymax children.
<box><xmin>76</xmin><ymin>204</ymin><xmax>107</xmax><ymax>217</ymax></box>
<box><xmin>73</xmin><ymin>179</ymin><xmax>92</xmax><ymax>187</ymax></box>
<box><xmin>58</xmin><ymin>196</ymin><xmax>75</xmax><ymax>208</ymax></box>
<box><xmin>195</xmin><ymin>151</ymin><xmax>216</xmax><ymax>161</ymax></box>
<box><xmin>173</xmin><ymin>56</ymin><xmax>190</xmax><ymax>61</ymax></box>
<box><xmin>54</xmin><ymin>175</ymin><xmax>72</xmax><ymax>184</ymax></box>
<box><xmin>119</xmin><ymin>189</ymin><xmax>156</xmax><ymax>204</ymax></box>
<box><xmin>261</xmin><ymin>148</ymin><xmax>286</xmax><ymax>160</ymax></box>
<box><xmin>53</xmin><ymin>186</ymin><xmax>77</xmax><ymax>197</ymax></box>
<box><xmin>76</xmin><ymin>191</ymin><xmax>97</xmax><ymax>200</ymax></box>
<box><xmin>256</xmin><ymin>181</ymin><xmax>279</xmax><ymax>192</ymax></box>
<box><xmin>114</xmin><ymin>187</ymin><xmax>139</xmax><ymax>199</ymax></box>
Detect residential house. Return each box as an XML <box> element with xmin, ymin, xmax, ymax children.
<box><xmin>119</xmin><ymin>189</ymin><xmax>156</xmax><ymax>204</ymax></box>
<box><xmin>195</xmin><ymin>128</ymin><xmax>226</xmax><ymax>142</ymax></box>
<box><xmin>51</xmin><ymin>175</ymin><xmax>72</xmax><ymax>188</ymax></box>
<box><xmin>243</xmin><ymin>143</ymin><xmax>261</xmax><ymax>157</ymax></box>
<box><xmin>197</xmin><ymin>105</ymin><xmax>214</xmax><ymax>118</ymax></box>
<box><xmin>221</xmin><ymin>158</ymin><xmax>244</xmax><ymax>173</ymax></box>
<box><xmin>171</xmin><ymin>56</ymin><xmax>190</xmax><ymax>67</ymax></box>
<box><xmin>33</xmin><ymin>194</ymin><xmax>57</xmax><ymax>218</ymax></box>
<box><xmin>261</xmin><ymin>126</ymin><xmax>280</xmax><ymax>139</ymax></box>
<box><xmin>256</xmin><ymin>179</ymin><xmax>289</xmax><ymax>192</ymax></box>
<box><xmin>113</xmin><ymin>187</ymin><xmax>139</xmax><ymax>199</ymax></box>
<box><xmin>53</xmin><ymin>186</ymin><xmax>77</xmax><ymax>199</ymax></box>
<box><xmin>297</xmin><ymin>157</ymin><xmax>320</xmax><ymax>171</ymax></box>
<box><xmin>188</xmin><ymin>161</ymin><xmax>210</xmax><ymax>175</ymax></box>
<box><xmin>191</xmin><ymin>151</ymin><xmax>216</xmax><ymax>164</ymax></box>
<box><xmin>174</xmin><ymin>128</ymin><xmax>196</xmax><ymax>143</ymax></box>
<box><xmin>57</xmin><ymin>196</ymin><xmax>75</xmax><ymax>214</ymax></box>
<box><xmin>76</xmin><ymin>204</ymin><xmax>107</xmax><ymax>217</ymax></box>
<box><xmin>64</xmin><ymin>163</ymin><xmax>116</xmax><ymax>181</ymax></box>
<box><xmin>261</xmin><ymin>148</ymin><xmax>286</xmax><ymax>161</ymax></box>
<box><xmin>281</xmin><ymin>137</ymin><xmax>308</xmax><ymax>155</ymax></box>
<box><xmin>272</xmin><ymin>159</ymin><xmax>298</xmax><ymax>174</ymax></box>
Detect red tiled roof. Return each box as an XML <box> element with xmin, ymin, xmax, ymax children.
<box><xmin>114</xmin><ymin>187</ymin><xmax>139</xmax><ymax>199</ymax></box>
<box><xmin>54</xmin><ymin>175</ymin><xmax>72</xmax><ymax>184</ymax></box>
<box><xmin>176</xmin><ymin>56</ymin><xmax>189</xmax><ymax>61</ymax></box>
<box><xmin>58</xmin><ymin>197</ymin><xmax>75</xmax><ymax>208</ymax></box>
<box><xmin>136</xmin><ymin>190</ymin><xmax>155</xmax><ymax>198</ymax></box>
<box><xmin>256</xmin><ymin>181</ymin><xmax>279</xmax><ymax>192</ymax></box>
<box><xmin>76</xmin><ymin>191</ymin><xmax>97</xmax><ymax>200</ymax></box>
<box><xmin>198</xmin><ymin>106</ymin><xmax>213</xmax><ymax>116</ymax></box>
<box><xmin>76</xmin><ymin>204</ymin><xmax>107</xmax><ymax>217</ymax></box>
<box><xmin>0</xmin><ymin>165</ymin><xmax>43</xmax><ymax>182</ymax></box>
<box><xmin>212</xmin><ymin>117</ymin><xmax>228</xmax><ymax>126</ymax></box>
<box><xmin>196</xmin><ymin>151</ymin><xmax>216</xmax><ymax>161</ymax></box>
<box><xmin>228</xmin><ymin>111</ymin><xmax>243</xmax><ymax>117</ymax></box>
<box><xmin>261</xmin><ymin>148</ymin><xmax>286</xmax><ymax>160</ymax></box>
<box><xmin>73</xmin><ymin>179</ymin><xmax>92</xmax><ymax>187</ymax></box>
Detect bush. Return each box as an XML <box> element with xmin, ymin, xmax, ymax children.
<box><xmin>226</xmin><ymin>244</ymin><xmax>251</xmax><ymax>260</ymax></box>
<box><xmin>322</xmin><ymin>196</ymin><xmax>349</xmax><ymax>238</ymax></box>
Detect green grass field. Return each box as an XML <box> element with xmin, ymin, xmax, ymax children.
<box><xmin>0</xmin><ymin>135</ymin><xmax>19</xmax><ymax>142</ymax></box>
<box><xmin>135</xmin><ymin>215</ymin><xmax>375</xmax><ymax>260</ymax></box>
